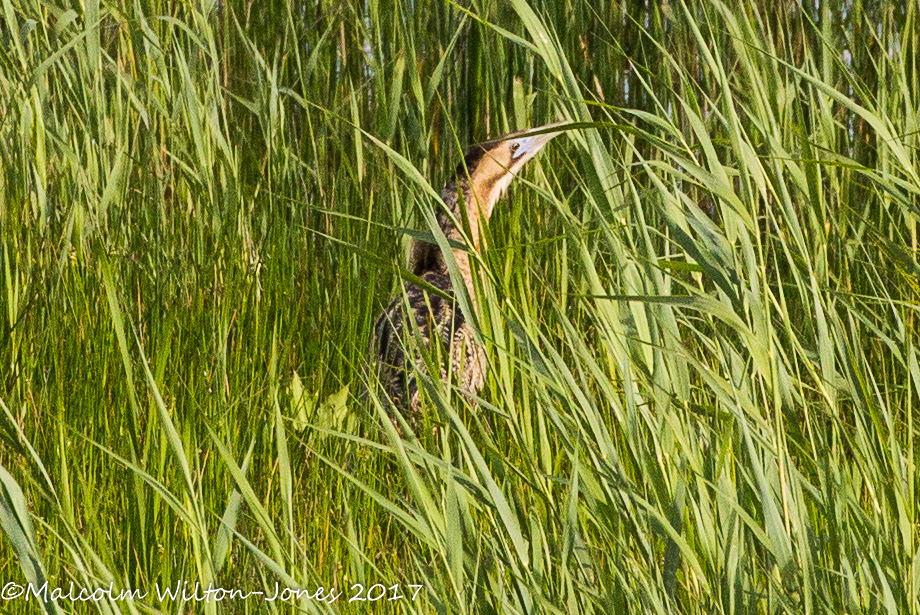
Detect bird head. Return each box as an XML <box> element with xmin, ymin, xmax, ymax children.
<box><xmin>457</xmin><ymin>122</ymin><xmax>565</xmax><ymax>219</ymax></box>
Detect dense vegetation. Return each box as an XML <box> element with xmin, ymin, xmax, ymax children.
<box><xmin>1</xmin><ymin>0</ymin><xmax>918</xmax><ymax>613</ymax></box>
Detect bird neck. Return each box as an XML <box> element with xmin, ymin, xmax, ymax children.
<box><xmin>442</xmin><ymin>177</ymin><xmax>491</xmax><ymax>250</ymax></box>
<box><xmin>410</xmin><ymin>178</ymin><xmax>494</xmax><ymax>304</ymax></box>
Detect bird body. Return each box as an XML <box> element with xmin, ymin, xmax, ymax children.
<box><xmin>373</xmin><ymin>124</ymin><xmax>563</xmax><ymax>415</ymax></box>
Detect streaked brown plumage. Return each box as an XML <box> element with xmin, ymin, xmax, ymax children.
<box><xmin>373</xmin><ymin>123</ymin><xmax>563</xmax><ymax>416</ymax></box>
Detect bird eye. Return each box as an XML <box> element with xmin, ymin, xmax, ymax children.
<box><xmin>509</xmin><ymin>142</ymin><xmax>521</xmax><ymax>156</ymax></box>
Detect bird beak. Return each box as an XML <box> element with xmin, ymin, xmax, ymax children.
<box><xmin>510</xmin><ymin>122</ymin><xmax>567</xmax><ymax>161</ymax></box>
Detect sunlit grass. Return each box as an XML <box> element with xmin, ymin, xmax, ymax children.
<box><xmin>1</xmin><ymin>0</ymin><xmax>918</xmax><ymax>613</ymax></box>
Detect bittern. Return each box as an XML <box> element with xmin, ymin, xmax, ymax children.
<box><xmin>372</xmin><ymin>123</ymin><xmax>564</xmax><ymax>416</ymax></box>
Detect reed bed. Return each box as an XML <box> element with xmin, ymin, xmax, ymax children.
<box><xmin>1</xmin><ymin>0</ymin><xmax>918</xmax><ymax>613</ymax></box>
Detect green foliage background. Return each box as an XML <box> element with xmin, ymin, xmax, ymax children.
<box><xmin>1</xmin><ymin>0</ymin><xmax>919</xmax><ymax>613</ymax></box>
